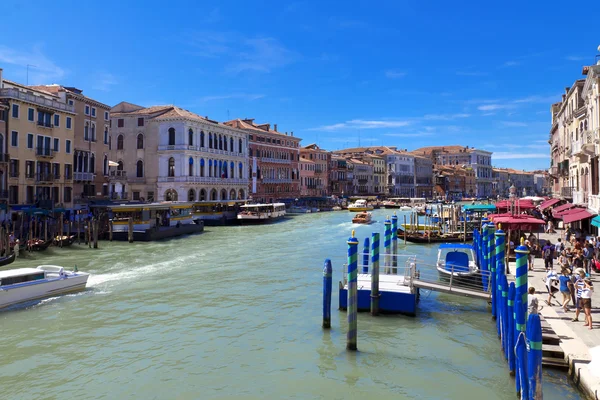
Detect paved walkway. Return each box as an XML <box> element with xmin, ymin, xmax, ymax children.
<box><xmin>507</xmin><ymin>230</ymin><xmax>600</xmax><ymax>399</ymax></box>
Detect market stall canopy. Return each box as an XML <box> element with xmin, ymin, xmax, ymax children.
<box><xmin>561</xmin><ymin>209</ymin><xmax>595</xmax><ymax>224</ymax></box>
<box><xmin>486</xmin><ymin>214</ymin><xmax>546</xmax><ymax>231</ymax></box>
<box><xmin>552</xmin><ymin>202</ymin><xmax>576</xmax><ymax>215</ymax></box>
<box><xmin>462</xmin><ymin>204</ymin><xmax>497</xmax><ymax>212</ymax></box>
<box><xmin>539</xmin><ymin>198</ymin><xmax>561</xmax><ymax>211</ymax></box>
<box><xmin>495</xmin><ymin>199</ymin><xmax>536</xmax><ymax>210</ymax></box>
<box><xmin>592</xmin><ymin>215</ymin><xmax>600</xmax><ymax>228</ymax></box>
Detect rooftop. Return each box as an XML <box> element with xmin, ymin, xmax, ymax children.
<box><xmin>224</xmin><ymin>118</ymin><xmax>301</xmax><ymax>140</ymax></box>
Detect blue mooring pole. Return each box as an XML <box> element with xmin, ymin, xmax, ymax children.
<box><xmin>322</xmin><ymin>259</ymin><xmax>332</xmax><ymax>329</ymax></box>
<box><xmin>527</xmin><ymin>312</ymin><xmax>543</xmax><ymax>400</ymax></box>
<box><xmin>515</xmin><ymin>295</ymin><xmax>528</xmax><ymax>398</ymax></box>
<box><xmin>495</xmin><ymin>227</ymin><xmax>506</xmax><ymax>339</ymax></box>
<box><xmin>384</xmin><ymin>217</ymin><xmax>391</xmax><ymax>274</ymax></box>
<box><xmin>347</xmin><ymin>230</ymin><xmax>359</xmax><ymax>351</ymax></box>
<box><xmin>508</xmin><ymin>282</ymin><xmax>516</xmax><ymax>376</ymax></box>
<box><xmin>501</xmin><ymin>274</ymin><xmax>509</xmax><ymax>360</ymax></box>
<box><xmin>362</xmin><ymin>237</ymin><xmax>370</xmax><ymax>274</ymax></box>
<box><xmin>370</xmin><ymin>232</ymin><xmax>380</xmax><ymax>316</ymax></box>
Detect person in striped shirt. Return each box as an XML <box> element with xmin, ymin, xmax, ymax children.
<box><xmin>572</xmin><ymin>270</ymin><xmax>587</xmax><ymax>322</ymax></box>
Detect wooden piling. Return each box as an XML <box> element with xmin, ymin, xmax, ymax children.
<box><xmin>128</xmin><ymin>217</ymin><xmax>134</xmax><ymax>243</ymax></box>
<box><xmin>403</xmin><ymin>215</ymin><xmax>407</xmax><ymax>245</ymax></box>
<box><xmin>44</xmin><ymin>218</ymin><xmax>48</xmax><ymax>242</ymax></box>
<box><xmin>93</xmin><ymin>220</ymin><xmax>99</xmax><ymax>249</ymax></box>
<box><xmin>346</xmin><ymin>230</ymin><xmax>359</xmax><ymax>351</ymax></box>
<box><xmin>59</xmin><ymin>213</ymin><xmax>64</xmax><ymax>247</ymax></box>
<box><xmin>322</xmin><ymin>259</ymin><xmax>332</xmax><ymax>329</ymax></box>
<box><xmin>108</xmin><ymin>219</ymin><xmax>113</xmax><ymax>241</ymax></box>
<box><xmin>0</xmin><ymin>226</ymin><xmax>4</xmax><ymax>256</ymax></box>
<box><xmin>370</xmin><ymin>232</ymin><xmax>380</xmax><ymax>316</ymax></box>
<box><xmin>77</xmin><ymin>216</ymin><xmax>81</xmax><ymax>244</ymax></box>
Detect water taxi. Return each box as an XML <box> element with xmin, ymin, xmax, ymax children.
<box><xmin>347</xmin><ymin>199</ymin><xmax>374</xmax><ymax>212</ymax></box>
<box><xmin>108</xmin><ymin>202</ymin><xmax>204</xmax><ymax>241</ymax></box>
<box><xmin>436</xmin><ymin>244</ymin><xmax>479</xmax><ymax>283</ymax></box>
<box><xmin>192</xmin><ymin>200</ymin><xmax>245</xmax><ymax>226</ymax></box>
<box><xmin>0</xmin><ymin>265</ymin><xmax>89</xmax><ymax>309</ymax></box>
<box><xmin>352</xmin><ymin>212</ymin><xmax>372</xmax><ymax>224</ymax></box>
<box><xmin>237</xmin><ymin>203</ymin><xmax>286</xmax><ymax>223</ymax></box>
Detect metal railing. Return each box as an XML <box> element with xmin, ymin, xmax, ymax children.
<box><xmin>561</xmin><ymin>186</ymin><xmax>574</xmax><ymax>198</ymax></box>
<box><xmin>36</xmin><ymin>121</ymin><xmax>53</xmax><ymax>128</ymax></box>
<box><xmin>341</xmin><ymin>253</ymin><xmax>417</xmax><ymax>287</ymax></box>
<box><xmin>157</xmin><ymin>176</ymin><xmax>248</xmax><ymax>184</ymax></box>
<box><xmin>35</xmin><ymin>173</ymin><xmax>54</xmax><ymax>183</ymax></box>
<box><xmin>0</xmin><ymin>88</ymin><xmax>75</xmax><ymax>112</ymax></box>
<box><xmin>109</xmin><ymin>170</ymin><xmax>127</xmax><ymax>179</ymax></box>
<box><xmin>74</xmin><ymin>171</ymin><xmax>94</xmax><ymax>181</ymax></box>
<box><xmin>35</xmin><ymin>147</ymin><xmax>55</xmax><ymax>158</ymax></box>
<box><xmin>110</xmin><ymin>192</ymin><xmax>128</xmax><ymax>200</ymax></box>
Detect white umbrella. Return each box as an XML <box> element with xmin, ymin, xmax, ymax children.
<box><xmin>108</xmin><ymin>160</ymin><xmax>119</xmax><ymax>167</ymax></box>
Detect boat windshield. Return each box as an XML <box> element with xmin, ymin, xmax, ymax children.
<box><xmin>0</xmin><ymin>272</ymin><xmax>45</xmax><ymax>286</ymax></box>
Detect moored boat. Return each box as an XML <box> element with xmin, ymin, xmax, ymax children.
<box><xmin>352</xmin><ymin>212</ymin><xmax>373</xmax><ymax>224</ymax></box>
<box><xmin>53</xmin><ymin>235</ymin><xmax>76</xmax><ymax>247</ymax></box>
<box><xmin>347</xmin><ymin>199</ymin><xmax>374</xmax><ymax>212</ymax></box>
<box><xmin>399</xmin><ymin>205</ymin><xmax>412</xmax><ymax>211</ymax></box>
<box><xmin>0</xmin><ymin>253</ymin><xmax>16</xmax><ymax>267</ymax></box>
<box><xmin>397</xmin><ymin>231</ymin><xmax>472</xmax><ymax>244</ymax></box>
<box><xmin>382</xmin><ymin>200</ymin><xmax>398</xmax><ymax>209</ymax></box>
<box><xmin>192</xmin><ymin>200</ymin><xmax>244</xmax><ymax>226</ymax></box>
<box><xmin>436</xmin><ymin>244</ymin><xmax>479</xmax><ymax>284</ymax></box>
<box><xmin>0</xmin><ymin>265</ymin><xmax>90</xmax><ymax>309</ymax></box>
<box><xmin>237</xmin><ymin>203</ymin><xmax>286</xmax><ymax>223</ymax></box>
<box><xmin>27</xmin><ymin>239</ymin><xmax>53</xmax><ymax>251</ymax></box>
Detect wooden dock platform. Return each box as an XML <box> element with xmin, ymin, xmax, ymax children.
<box><xmin>540</xmin><ymin>315</ymin><xmax>568</xmax><ymax>369</ymax></box>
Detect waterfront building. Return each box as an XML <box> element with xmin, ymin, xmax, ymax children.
<box><xmin>582</xmin><ymin>62</ymin><xmax>600</xmax><ymax>213</ymax></box>
<box><xmin>30</xmin><ymin>85</ymin><xmax>111</xmax><ymax>204</ymax></box>
<box><xmin>533</xmin><ymin>172</ymin><xmax>550</xmax><ymax>196</ymax></box>
<box><xmin>368</xmin><ymin>155</ymin><xmax>386</xmax><ymax>195</ymax></box>
<box><xmin>0</xmin><ymin>71</ymin><xmax>76</xmax><ymax>208</ymax></box>
<box><xmin>225</xmin><ymin>119</ymin><xmax>300</xmax><ymax>203</ymax></box>
<box><xmin>413</xmin><ymin>155</ymin><xmax>433</xmax><ymax>198</ymax></box>
<box><xmin>413</xmin><ymin>145</ymin><xmax>493</xmax><ymax>197</ymax></box>
<box><xmin>349</xmin><ymin>158</ymin><xmax>373</xmax><ymax>195</ymax></box>
<box><xmin>299</xmin><ymin>144</ymin><xmax>330</xmax><ymax>197</ymax></box>
<box><xmin>111</xmin><ymin>103</ymin><xmax>249</xmax><ymax>202</ymax></box>
<box><xmin>329</xmin><ymin>155</ymin><xmax>351</xmax><ymax>197</ymax></box>
<box><xmin>0</xmin><ymin>96</ymin><xmax>8</xmax><ymax>207</ymax></box>
<box><xmin>492</xmin><ymin>168</ymin><xmax>510</xmax><ymax>197</ymax></box>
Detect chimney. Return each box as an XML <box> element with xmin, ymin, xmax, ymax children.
<box><xmin>0</xmin><ymin>68</ymin><xmax>3</xmax><ymax>88</ymax></box>
<box><xmin>291</xmin><ymin>131</ymin><xmax>294</xmax><ymax>136</ymax></box>
<box><xmin>562</xmin><ymin>94</ymin><xmax>566</xmax><ymax>102</ymax></box>
<box><xmin>274</xmin><ymin>124</ymin><xmax>278</xmax><ymax>132</ymax></box>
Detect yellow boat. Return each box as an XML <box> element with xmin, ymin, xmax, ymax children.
<box><xmin>347</xmin><ymin>199</ymin><xmax>374</xmax><ymax>212</ymax></box>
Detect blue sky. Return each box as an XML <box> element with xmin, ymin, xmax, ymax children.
<box><xmin>1</xmin><ymin>1</ymin><xmax>599</xmax><ymax>171</ymax></box>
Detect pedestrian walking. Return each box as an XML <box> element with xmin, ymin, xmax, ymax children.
<box><xmin>572</xmin><ymin>270</ymin><xmax>587</xmax><ymax>322</ymax></box>
<box><xmin>543</xmin><ymin>241</ymin><xmax>555</xmax><ymax>272</ymax></box>
<box><xmin>559</xmin><ymin>268</ymin><xmax>572</xmax><ymax>311</ymax></box>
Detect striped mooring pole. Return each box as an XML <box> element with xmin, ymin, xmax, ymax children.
<box><xmin>391</xmin><ymin>213</ymin><xmax>398</xmax><ymax>274</ymax></box>
<box><xmin>495</xmin><ymin>227</ymin><xmax>506</xmax><ymax>339</ymax></box>
<box><xmin>322</xmin><ymin>259</ymin><xmax>333</xmax><ymax>329</ymax></box>
<box><xmin>347</xmin><ymin>230</ymin><xmax>359</xmax><ymax>351</ymax></box>
<box><xmin>515</xmin><ymin>238</ymin><xmax>529</xmax><ymax>315</ymax></box>
<box><xmin>515</xmin><ymin>294</ymin><xmax>528</xmax><ymax>399</ymax></box>
<box><xmin>527</xmin><ymin>312</ymin><xmax>543</xmax><ymax>400</ymax></box>
<box><xmin>384</xmin><ymin>217</ymin><xmax>391</xmax><ymax>274</ymax></box>
<box><xmin>370</xmin><ymin>232</ymin><xmax>380</xmax><ymax>316</ymax></box>
<box><xmin>362</xmin><ymin>237</ymin><xmax>370</xmax><ymax>274</ymax></box>
<box><xmin>508</xmin><ymin>282</ymin><xmax>516</xmax><ymax>376</ymax></box>
<box><xmin>501</xmin><ymin>274</ymin><xmax>509</xmax><ymax>359</ymax></box>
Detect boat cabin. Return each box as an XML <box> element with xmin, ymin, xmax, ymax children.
<box><xmin>0</xmin><ymin>268</ymin><xmax>45</xmax><ymax>286</ymax></box>
<box><xmin>108</xmin><ymin>202</ymin><xmax>197</xmax><ymax>233</ymax></box>
<box><xmin>193</xmin><ymin>200</ymin><xmax>245</xmax><ymax>223</ymax></box>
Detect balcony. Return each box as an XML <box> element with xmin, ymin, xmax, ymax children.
<box><xmin>109</xmin><ymin>170</ymin><xmax>127</xmax><ymax>181</ymax></box>
<box><xmin>0</xmin><ymin>88</ymin><xmax>75</xmax><ymax>113</ymax></box>
<box><xmin>573</xmin><ymin>190</ymin><xmax>587</xmax><ymax>205</ymax></box>
<box><xmin>589</xmin><ymin>194</ymin><xmax>600</xmax><ymax>213</ymax></box>
<box><xmin>129</xmin><ymin>177</ymin><xmax>146</xmax><ymax>183</ymax></box>
<box><xmin>561</xmin><ymin>186</ymin><xmax>574</xmax><ymax>198</ymax></box>
<box><xmin>157</xmin><ymin>176</ymin><xmax>249</xmax><ymax>185</ymax></box>
<box><xmin>262</xmin><ymin>157</ymin><xmax>291</xmax><ymax>164</ymax></box>
<box><xmin>36</xmin><ymin>121</ymin><xmax>53</xmax><ymax>129</ymax></box>
<box><xmin>74</xmin><ymin>172</ymin><xmax>94</xmax><ymax>181</ymax></box>
<box><xmin>110</xmin><ymin>192</ymin><xmax>128</xmax><ymax>200</ymax></box>
<box><xmin>35</xmin><ymin>173</ymin><xmax>55</xmax><ymax>183</ymax></box>
<box><xmin>36</xmin><ymin>147</ymin><xmax>55</xmax><ymax>159</ymax></box>
<box><xmin>548</xmin><ymin>166</ymin><xmax>558</xmax><ymax>176</ymax></box>
<box><xmin>262</xmin><ymin>178</ymin><xmax>292</xmax><ymax>184</ymax></box>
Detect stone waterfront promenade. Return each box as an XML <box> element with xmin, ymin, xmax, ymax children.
<box><xmin>514</xmin><ymin>230</ymin><xmax>600</xmax><ymax>399</ymax></box>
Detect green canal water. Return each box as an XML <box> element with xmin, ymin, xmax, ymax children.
<box><xmin>0</xmin><ymin>209</ymin><xmax>580</xmax><ymax>399</ymax></box>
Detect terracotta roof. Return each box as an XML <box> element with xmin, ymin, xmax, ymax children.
<box><xmin>299</xmin><ymin>156</ymin><xmax>315</xmax><ymax>163</ymax></box>
<box><xmin>27</xmin><ymin>84</ymin><xmax>111</xmax><ymax>109</ymax></box>
<box><xmin>413</xmin><ymin>145</ymin><xmax>474</xmax><ymax>155</ymax></box>
<box><xmin>28</xmin><ymin>84</ymin><xmax>61</xmax><ymax>95</ymax></box>
<box><xmin>224</xmin><ymin>119</ymin><xmax>301</xmax><ymax>139</ymax></box>
<box><xmin>2</xmin><ymin>80</ymin><xmax>61</xmax><ymax>98</ymax></box>
<box><xmin>333</xmin><ymin>146</ymin><xmax>407</xmax><ymax>156</ymax></box>
<box><xmin>111</xmin><ymin>105</ymin><xmax>174</xmax><ymax>117</ymax></box>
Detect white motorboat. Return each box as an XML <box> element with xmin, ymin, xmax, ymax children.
<box><xmin>237</xmin><ymin>203</ymin><xmax>286</xmax><ymax>223</ymax></box>
<box><xmin>0</xmin><ymin>265</ymin><xmax>90</xmax><ymax>309</ymax></box>
<box><xmin>436</xmin><ymin>244</ymin><xmax>480</xmax><ymax>283</ymax></box>
<box><xmin>347</xmin><ymin>199</ymin><xmax>374</xmax><ymax>212</ymax></box>
<box><xmin>399</xmin><ymin>205</ymin><xmax>412</xmax><ymax>211</ymax></box>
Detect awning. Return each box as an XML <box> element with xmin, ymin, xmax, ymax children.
<box><xmin>488</xmin><ymin>214</ymin><xmax>546</xmax><ymax>231</ymax></box>
<box><xmin>552</xmin><ymin>202</ymin><xmax>576</xmax><ymax>214</ymax></box>
<box><xmin>462</xmin><ymin>204</ymin><xmax>497</xmax><ymax>212</ymax></box>
<box><xmin>495</xmin><ymin>199</ymin><xmax>536</xmax><ymax>210</ymax></box>
<box><xmin>592</xmin><ymin>215</ymin><xmax>600</xmax><ymax>228</ymax></box>
<box><xmin>539</xmin><ymin>198</ymin><xmax>561</xmax><ymax>210</ymax></box>
<box><xmin>108</xmin><ymin>160</ymin><xmax>119</xmax><ymax>167</ymax></box>
<box><xmin>562</xmin><ymin>209</ymin><xmax>594</xmax><ymax>224</ymax></box>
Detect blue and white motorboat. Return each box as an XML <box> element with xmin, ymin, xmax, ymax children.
<box><xmin>0</xmin><ymin>265</ymin><xmax>90</xmax><ymax>309</ymax></box>
<box><xmin>436</xmin><ymin>243</ymin><xmax>479</xmax><ymax>281</ymax></box>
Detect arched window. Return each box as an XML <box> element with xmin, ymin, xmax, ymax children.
<box><xmin>208</xmin><ymin>159</ymin><xmax>212</xmax><ymax>177</ymax></box>
<box><xmin>219</xmin><ymin>135</ymin><xmax>223</xmax><ymax>150</ymax></box>
<box><xmin>188</xmin><ymin>189</ymin><xmax>195</xmax><ymax>202</ymax></box>
<box><xmin>209</xmin><ymin>133</ymin><xmax>213</xmax><ymax>148</ymax></box>
<box><xmin>224</xmin><ymin>136</ymin><xmax>228</xmax><ymax>151</ymax></box>
<box><xmin>200</xmin><ymin>131</ymin><xmax>205</xmax><ymax>147</ymax></box>
<box><xmin>239</xmin><ymin>162</ymin><xmax>243</xmax><ymax>179</ymax></box>
<box><xmin>200</xmin><ymin>158</ymin><xmax>205</xmax><ymax>177</ymax></box>
<box><xmin>214</xmin><ymin>160</ymin><xmax>218</xmax><ymax>177</ymax></box>
<box><xmin>199</xmin><ymin>189</ymin><xmax>206</xmax><ymax>201</ymax></box>
<box><xmin>230</xmin><ymin>162</ymin><xmax>234</xmax><ymax>179</ymax></box>
<box><xmin>137</xmin><ymin>134</ymin><xmax>144</xmax><ymax>149</ymax></box>
<box><xmin>238</xmin><ymin>189</ymin><xmax>245</xmax><ymax>200</ymax></box>
<box><xmin>168</xmin><ymin>127</ymin><xmax>175</xmax><ymax>146</ymax></box>
<box><xmin>230</xmin><ymin>137</ymin><xmax>234</xmax><ymax>152</ymax></box>
<box><xmin>210</xmin><ymin>189</ymin><xmax>217</xmax><ymax>200</ymax></box>
<box><xmin>90</xmin><ymin>154</ymin><xmax>95</xmax><ymax>173</ymax></box>
<box><xmin>239</xmin><ymin>139</ymin><xmax>243</xmax><ymax>153</ymax></box>
<box><xmin>109</xmin><ymin>135</ymin><xmax>112</xmax><ymax>150</ymax></box>
<box><xmin>165</xmin><ymin>189</ymin><xmax>178</xmax><ymax>201</ymax></box>
<box><xmin>188</xmin><ymin>129</ymin><xmax>194</xmax><ymax>146</ymax></box>
<box><xmin>103</xmin><ymin>155</ymin><xmax>108</xmax><ymax>176</ymax></box>
<box><xmin>137</xmin><ymin>160</ymin><xmax>144</xmax><ymax>177</ymax></box>
<box><xmin>220</xmin><ymin>189</ymin><xmax>227</xmax><ymax>200</ymax></box>
<box><xmin>230</xmin><ymin>189</ymin><xmax>236</xmax><ymax>200</ymax></box>
<box><xmin>189</xmin><ymin>157</ymin><xmax>194</xmax><ymax>176</ymax></box>
<box><xmin>168</xmin><ymin>157</ymin><xmax>175</xmax><ymax>177</ymax></box>
<box><xmin>117</xmin><ymin>134</ymin><xmax>124</xmax><ymax>150</ymax></box>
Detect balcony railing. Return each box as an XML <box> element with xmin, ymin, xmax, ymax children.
<box><xmin>36</xmin><ymin>147</ymin><xmax>55</xmax><ymax>158</ymax></box>
<box><xmin>573</xmin><ymin>190</ymin><xmax>587</xmax><ymax>205</ymax></box>
<box><xmin>589</xmin><ymin>194</ymin><xmax>600</xmax><ymax>213</ymax></box>
<box><xmin>74</xmin><ymin>171</ymin><xmax>94</xmax><ymax>181</ymax></box>
<box><xmin>262</xmin><ymin>157</ymin><xmax>291</xmax><ymax>164</ymax></box>
<box><xmin>0</xmin><ymin>88</ymin><xmax>75</xmax><ymax>113</ymax></box>
<box><xmin>262</xmin><ymin>178</ymin><xmax>292</xmax><ymax>184</ymax></box>
<box><xmin>35</xmin><ymin>173</ymin><xmax>55</xmax><ymax>183</ymax></box>
<box><xmin>129</xmin><ymin>177</ymin><xmax>146</xmax><ymax>183</ymax></box>
<box><xmin>548</xmin><ymin>166</ymin><xmax>558</xmax><ymax>176</ymax></box>
<box><xmin>561</xmin><ymin>186</ymin><xmax>574</xmax><ymax>198</ymax></box>
<box><xmin>36</xmin><ymin>121</ymin><xmax>53</xmax><ymax>129</ymax></box>
<box><xmin>157</xmin><ymin>176</ymin><xmax>249</xmax><ymax>184</ymax></box>
<box><xmin>109</xmin><ymin>170</ymin><xmax>127</xmax><ymax>180</ymax></box>
<box><xmin>157</xmin><ymin>144</ymin><xmax>246</xmax><ymax>158</ymax></box>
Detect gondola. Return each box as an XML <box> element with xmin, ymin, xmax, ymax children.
<box><xmin>398</xmin><ymin>232</ymin><xmax>472</xmax><ymax>244</ymax></box>
<box><xmin>53</xmin><ymin>235</ymin><xmax>76</xmax><ymax>247</ymax></box>
<box><xmin>0</xmin><ymin>252</ymin><xmax>16</xmax><ymax>267</ymax></box>
<box><xmin>27</xmin><ymin>239</ymin><xmax>53</xmax><ymax>251</ymax></box>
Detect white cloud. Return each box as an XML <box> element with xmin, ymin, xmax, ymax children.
<box><xmin>566</xmin><ymin>55</ymin><xmax>586</xmax><ymax>61</ymax></box>
<box><xmin>385</xmin><ymin>69</ymin><xmax>407</xmax><ymax>79</ymax></box>
<box><xmin>493</xmin><ymin>152</ymin><xmax>549</xmax><ymax>160</ymax></box>
<box><xmin>501</xmin><ymin>121</ymin><xmax>528</xmax><ymax>127</ymax></box>
<box><xmin>0</xmin><ymin>44</ymin><xmax>66</xmax><ymax>84</ymax></box>
<box><xmin>197</xmin><ymin>93</ymin><xmax>265</xmax><ymax>102</ymax></box>
<box><xmin>502</xmin><ymin>61</ymin><xmax>520</xmax><ymax>67</ymax></box>
<box><xmin>91</xmin><ymin>72</ymin><xmax>118</xmax><ymax>92</ymax></box>
<box><xmin>478</xmin><ymin>104</ymin><xmax>513</xmax><ymax>111</ymax></box>
<box><xmin>311</xmin><ymin>119</ymin><xmax>411</xmax><ymax>131</ymax></box>
<box><xmin>423</xmin><ymin>113</ymin><xmax>470</xmax><ymax>121</ymax></box>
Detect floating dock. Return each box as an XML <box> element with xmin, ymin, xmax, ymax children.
<box><xmin>339</xmin><ymin>273</ymin><xmax>417</xmax><ymax>315</ymax></box>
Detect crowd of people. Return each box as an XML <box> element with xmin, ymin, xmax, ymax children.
<box><xmin>528</xmin><ymin>229</ymin><xmax>595</xmax><ymax>330</ymax></box>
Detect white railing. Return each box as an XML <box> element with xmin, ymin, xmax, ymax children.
<box><xmin>589</xmin><ymin>194</ymin><xmax>600</xmax><ymax>213</ymax></box>
<box><xmin>572</xmin><ymin>139</ymin><xmax>583</xmax><ymax>155</ymax></box>
<box><xmin>73</xmin><ymin>172</ymin><xmax>94</xmax><ymax>181</ymax></box>
<box><xmin>262</xmin><ymin>178</ymin><xmax>292</xmax><ymax>183</ymax></box>
<box><xmin>157</xmin><ymin>145</ymin><xmax>245</xmax><ymax>157</ymax></box>
<box><xmin>0</xmin><ymin>88</ymin><xmax>75</xmax><ymax>113</ymax></box>
<box><xmin>261</xmin><ymin>157</ymin><xmax>291</xmax><ymax>164</ymax></box>
<box><xmin>341</xmin><ymin>254</ymin><xmax>417</xmax><ymax>287</ymax></box>
<box><xmin>157</xmin><ymin>176</ymin><xmax>249</xmax><ymax>184</ymax></box>
<box><xmin>573</xmin><ymin>189</ymin><xmax>586</xmax><ymax>205</ymax></box>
